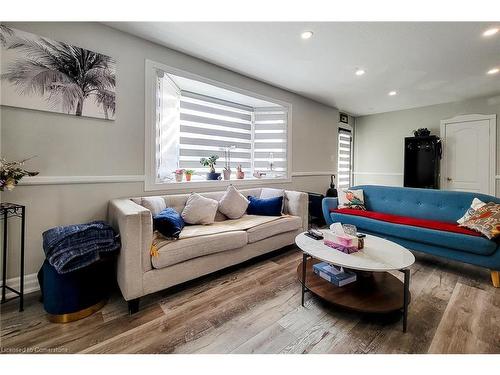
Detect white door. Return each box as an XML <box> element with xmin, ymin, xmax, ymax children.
<box><xmin>441</xmin><ymin>114</ymin><xmax>496</xmax><ymax>194</ymax></box>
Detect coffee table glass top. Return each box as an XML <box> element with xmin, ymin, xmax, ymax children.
<box><xmin>295</xmin><ymin>230</ymin><xmax>415</xmax><ymax>272</ymax></box>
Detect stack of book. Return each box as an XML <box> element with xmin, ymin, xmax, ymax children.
<box><xmin>312</xmin><ymin>262</ymin><xmax>357</xmax><ymax>287</ymax></box>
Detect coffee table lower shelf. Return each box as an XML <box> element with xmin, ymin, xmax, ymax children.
<box><xmin>297</xmin><ymin>258</ymin><xmax>411</xmax><ymax>331</ymax></box>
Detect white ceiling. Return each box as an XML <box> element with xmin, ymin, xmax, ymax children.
<box><xmin>106</xmin><ymin>22</ymin><xmax>500</xmax><ymax>116</ymax></box>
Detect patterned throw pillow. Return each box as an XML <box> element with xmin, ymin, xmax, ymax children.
<box><xmin>338</xmin><ymin>189</ymin><xmax>366</xmax><ymax>210</ymax></box>
<box><xmin>460</xmin><ymin>202</ymin><xmax>500</xmax><ymax>239</ymax></box>
<box><xmin>457</xmin><ymin>198</ymin><xmax>486</xmax><ymax>224</ymax></box>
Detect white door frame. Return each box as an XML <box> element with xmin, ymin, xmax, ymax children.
<box><xmin>440</xmin><ymin>114</ymin><xmax>497</xmax><ymax>195</ymax></box>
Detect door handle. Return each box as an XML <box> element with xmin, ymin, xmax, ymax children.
<box><xmin>447</xmin><ymin>177</ymin><xmax>452</xmax><ymax>181</ymax></box>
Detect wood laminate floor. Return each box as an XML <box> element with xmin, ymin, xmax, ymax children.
<box><xmin>1</xmin><ymin>247</ymin><xmax>499</xmax><ymax>354</ymax></box>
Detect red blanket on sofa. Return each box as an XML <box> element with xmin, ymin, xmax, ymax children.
<box><xmin>331</xmin><ymin>208</ymin><xmax>481</xmax><ymax>237</ymax></box>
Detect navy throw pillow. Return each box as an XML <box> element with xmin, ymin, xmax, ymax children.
<box><xmin>247</xmin><ymin>195</ymin><xmax>283</xmax><ymax>216</ymax></box>
<box><xmin>153</xmin><ymin>208</ymin><xmax>185</xmax><ymax>239</ymax></box>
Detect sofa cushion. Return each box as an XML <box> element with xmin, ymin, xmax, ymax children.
<box><xmin>330</xmin><ymin>212</ymin><xmax>498</xmax><ymax>256</ymax></box>
<box><xmin>460</xmin><ymin>203</ymin><xmax>500</xmax><ymax>239</ymax></box>
<box><xmin>151</xmin><ymin>231</ymin><xmax>248</xmax><ymax>269</ymax></box>
<box><xmin>153</xmin><ymin>208</ymin><xmax>185</xmax><ymax>239</ymax></box>
<box><xmin>247</xmin><ymin>216</ymin><xmax>302</xmax><ymax>243</ymax></box>
<box><xmin>260</xmin><ymin>188</ymin><xmax>286</xmax><ymax>213</ymax></box>
<box><xmin>332</xmin><ymin>208</ymin><xmax>482</xmax><ymax>237</ymax></box>
<box><xmin>141</xmin><ymin>196</ymin><xmax>166</xmax><ymax>216</ymax></box>
<box><xmin>247</xmin><ymin>195</ymin><xmax>283</xmax><ymax>216</ymax></box>
<box><xmin>218</xmin><ymin>185</ymin><xmax>249</xmax><ymax>219</ymax></box>
<box><xmin>181</xmin><ymin>193</ymin><xmax>219</xmax><ymax>225</ymax></box>
<box><xmin>457</xmin><ymin>198</ymin><xmax>487</xmax><ymax>224</ymax></box>
<box><xmin>338</xmin><ymin>189</ymin><xmax>366</xmax><ymax>210</ymax></box>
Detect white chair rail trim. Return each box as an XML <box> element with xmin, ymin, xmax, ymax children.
<box><xmin>18</xmin><ymin>172</ymin><xmax>340</xmax><ymax>186</ymax></box>
<box><xmin>19</xmin><ymin>175</ymin><xmax>145</xmax><ymax>185</ymax></box>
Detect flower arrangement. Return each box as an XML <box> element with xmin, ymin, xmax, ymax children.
<box><xmin>184</xmin><ymin>169</ymin><xmax>195</xmax><ymax>182</ymax></box>
<box><xmin>0</xmin><ymin>157</ymin><xmax>39</xmax><ymax>191</ymax></box>
<box><xmin>173</xmin><ymin>169</ymin><xmax>185</xmax><ymax>182</ymax></box>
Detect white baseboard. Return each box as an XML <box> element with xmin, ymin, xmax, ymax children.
<box><xmin>3</xmin><ymin>273</ymin><xmax>39</xmax><ymax>299</ymax></box>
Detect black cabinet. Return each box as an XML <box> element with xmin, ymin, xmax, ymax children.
<box><xmin>404</xmin><ymin>136</ymin><xmax>441</xmax><ymax>189</ymax></box>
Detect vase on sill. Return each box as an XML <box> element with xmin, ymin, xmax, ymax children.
<box><xmin>223</xmin><ymin>168</ymin><xmax>231</xmax><ymax>180</ymax></box>
<box><xmin>206</xmin><ymin>172</ymin><xmax>221</xmax><ymax>181</ymax></box>
<box><xmin>175</xmin><ymin>174</ymin><xmax>183</xmax><ymax>182</ymax></box>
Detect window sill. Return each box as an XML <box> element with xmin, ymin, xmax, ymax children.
<box><xmin>144</xmin><ymin>175</ymin><xmax>292</xmax><ymax>192</ymax></box>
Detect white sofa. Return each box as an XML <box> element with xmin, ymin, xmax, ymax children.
<box><xmin>108</xmin><ymin>188</ymin><xmax>308</xmax><ymax>312</ymax></box>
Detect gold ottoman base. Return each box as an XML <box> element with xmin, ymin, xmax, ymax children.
<box><xmin>47</xmin><ymin>299</ymin><xmax>107</xmax><ymax>323</ymax></box>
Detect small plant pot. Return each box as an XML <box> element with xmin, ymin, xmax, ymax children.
<box><xmin>175</xmin><ymin>174</ymin><xmax>183</xmax><ymax>182</ymax></box>
<box><xmin>185</xmin><ymin>174</ymin><xmax>192</xmax><ymax>182</ymax></box>
<box><xmin>206</xmin><ymin>172</ymin><xmax>221</xmax><ymax>181</ymax></box>
<box><xmin>223</xmin><ymin>169</ymin><xmax>231</xmax><ymax>180</ymax></box>
<box><xmin>236</xmin><ymin>171</ymin><xmax>245</xmax><ymax>179</ymax></box>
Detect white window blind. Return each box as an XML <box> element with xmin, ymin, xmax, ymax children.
<box><xmin>153</xmin><ymin>66</ymin><xmax>290</xmax><ymax>184</ymax></box>
<box><xmin>337</xmin><ymin>128</ymin><xmax>352</xmax><ymax>188</ymax></box>
<box><xmin>253</xmin><ymin>108</ymin><xmax>288</xmax><ymax>177</ymax></box>
<box><xmin>178</xmin><ymin>91</ymin><xmax>254</xmax><ymax>174</ymax></box>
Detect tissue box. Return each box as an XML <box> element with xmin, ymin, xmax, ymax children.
<box><xmin>323</xmin><ymin>231</ymin><xmax>358</xmax><ymax>248</ymax></box>
<box><xmin>323</xmin><ymin>231</ymin><xmax>359</xmax><ymax>254</ymax></box>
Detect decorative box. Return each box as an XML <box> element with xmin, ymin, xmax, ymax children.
<box><xmin>313</xmin><ymin>262</ymin><xmax>357</xmax><ymax>287</ymax></box>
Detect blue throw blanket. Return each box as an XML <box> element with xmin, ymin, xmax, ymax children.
<box><xmin>42</xmin><ymin>221</ymin><xmax>120</xmax><ymax>274</ymax></box>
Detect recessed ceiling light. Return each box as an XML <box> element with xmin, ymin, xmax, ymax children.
<box><xmin>483</xmin><ymin>28</ymin><xmax>499</xmax><ymax>37</ymax></box>
<box><xmin>388</xmin><ymin>91</ymin><xmax>397</xmax><ymax>96</ymax></box>
<box><xmin>487</xmin><ymin>68</ymin><xmax>499</xmax><ymax>75</ymax></box>
<box><xmin>301</xmin><ymin>31</ymin><xmax>313</xmax><ymax>40</ymax></box>
<box><xmin>355</xmin><ymin>69</ymin><xmax>365</xmax><ymax>76</ymax></box>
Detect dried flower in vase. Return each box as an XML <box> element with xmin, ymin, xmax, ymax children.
<box><xmin>0</xmin><ymin>157</ymin><xmax>39</xmax><ymax>191</ymax></box>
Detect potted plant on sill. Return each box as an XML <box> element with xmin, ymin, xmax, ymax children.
<box><xmin>200</xmin><ymin>155</ymin><xmax>220</xmax><ymax>180</ymax></box>
<box><xmin>236</xmin><ymin>164</ymin><xmax>245</xmax><ymax>179</ymax></box>
<box><xmin>173</xmin><ymin>169</ymin><xmax>184</xmax><ymax>183</ymax></box>
<box><xmin>184</xmin><ymin>169</ymin><xmax>195</xmax><ymax>182</ymax></box>
<box><xmin>221</xmin><ymin>145</ymin><xmax>235</xmax><ymax>180</ymax></box>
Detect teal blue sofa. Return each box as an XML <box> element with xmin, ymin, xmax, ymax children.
<box><xmin>322</xmin><ymin>185</ymin><xmax>500</xmax><ymax>286</ymax></box>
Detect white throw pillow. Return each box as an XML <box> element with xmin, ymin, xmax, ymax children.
<box><xmin>141</xmin><ymin>196</ymin><xmax>166</xmax><ymax>216</ymax></box>
<box><xmin>218</xmin><ymin>185</ymin><xmax>249</xmax><ymax>219</ymax></box>
<box><xmin>260</xmin><ymin>188</ymin><xmax>286</xmax><ymax>213</ymax></box>
<box><xmin>181</xmin><ymin>193</ymin><xmax>219</xmax><ymax>225</ymax></box>
<box><xmin>338</xmin><ymin>189</ymin><xmax>366</xmax><ymax>210</ymax></box>
<box><xmin>457</xmin><ymin>198</ymin><xmax>486</xmax><ymax>224</ymax></box>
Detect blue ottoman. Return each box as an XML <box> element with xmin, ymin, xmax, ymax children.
<box><xmin>37</xmin><ymin>256</ymin><xmax>116</xmax><ymax>323</ymax></box>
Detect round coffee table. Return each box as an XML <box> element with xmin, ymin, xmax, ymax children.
<box><xmin>295</xmin><ymin>230</ymin><xmax>415</xmax><ymax>332</ymax></box>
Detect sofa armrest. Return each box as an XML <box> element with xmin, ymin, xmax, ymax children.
<box><xmin>285</xmin><ymin>190</ymin><xmax>309</xmax><ymax>231</ymax></box>
<box><xmin>108</xmin><ymin>198</ymin><xmax>153</xmax><ymax>301</ymax></box>
<box><xmin>322</xmin><ymin>197</ymin><xmax>338</xmax><ymax>226</ymax></box>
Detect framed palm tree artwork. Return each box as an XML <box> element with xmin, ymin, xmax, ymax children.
<box><xmin>0</xmin><ymin>26</ymin><xmax>116</xmax><ymax>120</ymax></box>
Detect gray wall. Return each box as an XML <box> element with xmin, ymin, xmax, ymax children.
<box><xmin>1</xmin><ymin>22</ymin><xmax>339</xmax><ymax>279</ymax></box>
<box><xmin>353</xmin><ymin>94</ymin><xmax>500</xmax><ymax>195</ymax></box>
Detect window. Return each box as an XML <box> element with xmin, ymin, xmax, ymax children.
<box><xmin>337</xmin><ymin>127</ymin><xmax>353</xmax><ymax>188</ymax></box>
<box><xmin>145</xmin><ymin>60</ymin><xmax>291</xmax><ymax>190</ymax></box>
